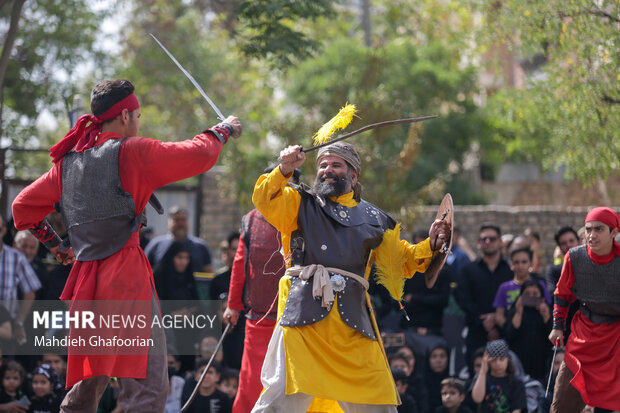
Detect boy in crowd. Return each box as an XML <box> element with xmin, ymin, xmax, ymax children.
<box><xmin>493</xmin><ymin>247</ymin><xmax>551</xmax><ymax>329</ymax></box>
<box><xmin>181</xmin><ymin>359</ymin><xmax>231</xmax><ymax>413</ymax></box>
<box><xmin>217</xmin><ymin>368</ymin><xmax>239</xmax><ymax>402</ymax></box>
<box><xmin>435</xmin><ymin>377</ymin><xmax>473</xmax><ymax>413</ymax></box>
<box><xmin>389</xmin><ymin>352</ymin><xmax>427</xmax><ymax>412</ymax></box>
<box><xmin>391</xmin><ymin>368</ymin><xmax>418</xmax><ymax>413</ymax></box>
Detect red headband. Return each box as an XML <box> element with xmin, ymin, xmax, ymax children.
<box><xmin>49</xmin><ymin>93</ymin><xmax>140</xmax><ymax>163</ymax></box>
<box><xmin>585</xmin><ymin>207</ymin><xmax>620</xmax><ymax>230</ymax></box>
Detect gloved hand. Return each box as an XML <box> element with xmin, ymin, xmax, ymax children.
<box><xmin>207</xmin><ymin>115</ymin><xmax>242</xmax><ymax>143</ymax></box>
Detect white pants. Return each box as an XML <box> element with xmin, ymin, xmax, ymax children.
<box><xmin>251</xmin><ymin>323</ymin><xmax>397</xmax><ymax>413</ymax></box>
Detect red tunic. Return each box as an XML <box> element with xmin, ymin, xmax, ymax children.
<box><xmin>228</xmin><ymin>231</ymin><xmax>278</xmax><ymax>413</ymax></box>
<box><xmin>554</xmin><ymin>244</ymin><xmax>620</xmax><ymax>410</ymax></box>
<box><xmin>12</xmin><ymin>132</ymin><xmax>223</xmax><ymax>388</ymax></box>
<box><xmin>227</xmin><ymin>236</ymin><xmax>247</xmax><ymax>313</ymax></box>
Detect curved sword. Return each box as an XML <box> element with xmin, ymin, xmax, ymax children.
<box><xmin>302</xmin><ymin>115</ymin><xmax>438</xmax><ymax>153</ymax></box>
<box><xmin>149</xmin><ymin>33</ymin><xmax>226</xmax><ymax>120</ymax></box>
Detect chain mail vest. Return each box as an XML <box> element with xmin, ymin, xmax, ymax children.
<box><xmin>241</xmin><ymin>209</ymin><xmax>284</xmax><ymax>320</ymax></box>
<box><xmin>570</xmin><ymin>244</ymin><xmax>620</xmax><ymax>323</ymax></box>
<box><xmin>279</xmin><ymin>185</ymin><xmax>395</xmax><ymax>339</ymax></box>
<box><xmin>60</xmin><ymin>138</ymin><xmax>142</xmax><ymax>261</ymax></box>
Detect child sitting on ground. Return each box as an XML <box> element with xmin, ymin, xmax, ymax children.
<box><xmin>435</xmin><ymin>377</ymin><xmax>473</xmax><ymax>413</ymax></box>
<box><xmin>29</xmin><ymin>364</ymin><xmax>62</xmax><ymax>413</ymax></box>
<box><xmin>391</xmin><ymin>368</ymin><xmax>418</xmax><ymax>413</ymax></box>
<box><xmin>181</xmin><ymin>359</ymin><xmax>231</xmax><ymax>413</ymax></box>
<box><xmin>471</xmin><ymin>340</ymin><xmax>527</xmax><ymax>413</ymax></box>
<box><xmin>0</xmin><ymin>360</ymin><xmax>28</xmax><ymax>409</ymax></box>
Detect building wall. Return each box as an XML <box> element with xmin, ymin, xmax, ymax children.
<box><xmin>199</xmin><ymin>167</ymin><xmax>243</xmax><ymax>270</ymax></box>
<box><xmin>407</xmin><ymin>205</ymin><xmax>618</xmax><ymax>271</ymax></box>
<box><xmin>480</xmin><ymin>163</ymin><xmax>620</xmax><ymax>206</ymax></box>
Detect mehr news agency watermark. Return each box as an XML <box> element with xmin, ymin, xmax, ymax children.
<box><xmin>5</xmin><ymin>300</ymin><xmax>224</xmax><ymax>356</ymax></box>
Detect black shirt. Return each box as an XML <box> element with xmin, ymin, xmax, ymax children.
<box><xmin>401</xmin><ymin>265</ymin><xmax>452</xmax><ymax>331</ymax></box>
<box><xmin>181</xmin><ymin>388</ymin><xmax>231</xmax><ymax>413</ymax></box>
<box><xmin>455</xmin><ymin>257</ymin><xmax>513</xmax><ymax>337</ymax></box>
<box><xmin>505</xmin><ymin>306</ymin><xmax>553</xmax><ymax>381</ymax></box>
<box><xmin>398</xmin><ymin>391</ymin><xmax>419</xmax><ymax>413</ymax></box>
<box><xmin>434</xmin><ymin>405</ymin><xmax>474</xmax><ymax>413</ymax></box>
<box><xmin>470</xmin><ymin>374</ymin><xmax>527</xmax><ymax>413</ymax></box>
<box><xmin>28</xmin><ymin>393</ymin><xmax>62</xmax><ymax>413</ymax></box>
<box><xmin>209</xmin><ymin>267</ymin><xmax>231</xmax><ymax>301</ymax></box>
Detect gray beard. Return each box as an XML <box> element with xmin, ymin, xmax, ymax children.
<box><xmin>313</xmin><ymin>173</ymin><xmax>351</xmax><ymax>198</ymax></box>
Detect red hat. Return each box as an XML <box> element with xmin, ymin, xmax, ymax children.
<box><xmin>585</xmin><ymin>207</ymin><xmax>620</xmax><ymax>230</ymax></box>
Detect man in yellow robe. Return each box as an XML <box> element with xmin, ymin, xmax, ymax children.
<box><xmin>251</xmin><ymin>142</ymin><xmax>450</xmax><ymax>412</ymax></box>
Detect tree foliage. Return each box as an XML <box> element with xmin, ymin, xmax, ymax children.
<box><xmin>281</xmin><ymin>36</ymin><xmax>489</xmax><ymax>209</ymax></box>
<box><xmin>235</xmin><ymin>0</ymin><xmax>336</xmax><ymax>67</ymax></box>
<box><xmin>0</xmin><ymin>0</ymin><xmax>109</xmax><ymax>179</ymax></box>
<box><xmin>0</xmin><ymin>0</ymin><xmax>107</xmax><ymax>142</ymax></box>
<box><xmin>118</xmin><ymin>0</ymin><xmax>286</xmax><ymax>205</ymax></box>
<box><xmin>114</xmin><ymin>0</ymin><xmax>491</xmax><ymax>209</ymax></box>
<box><xmin>2</xmin><ymin>0</ymin><xmax>496</xmax><ymax>211</ymax></box>
<box><xmin>473</xmin><ymin>0</ymin><xmax>620</xmax><ymax>182</ymax></box>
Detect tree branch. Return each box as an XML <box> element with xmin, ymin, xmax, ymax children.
<box><xmin>0</xmin><ymin>0</ymin><xmax>26</xmax><ymax>137</ymax></box>
<box><xmin>0</xmin><ymin>0</ymin><xmax>26</xmax><ymax>96</ymax></box>
<box><xmin>588</xmin><ymin>9</ymin><xmax>620</xmax><ymax>23</ymax></box>
<box><xmin>587</xmin><ymin>0</ymin><xmax>620</xmax><ymax>22</ymax></box>
<box><xmin>602</xmin><ymin>94</ymin><xmax>620</xmax><ymax>105</ymax></box>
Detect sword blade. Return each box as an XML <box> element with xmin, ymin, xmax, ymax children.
<box><xmin>545</xmin><ymin>339</ymin><xmax>560</xmax><ymax>398</ymax></box>
<box><xmin>302</xmin><ymin>115</ymin><xmax>438</xmax><ymax>153</ymax></box>
<box><xmin>149</xmin><ymin>33</ymin><xmax>226</xmax><ymax>120</ymax></box>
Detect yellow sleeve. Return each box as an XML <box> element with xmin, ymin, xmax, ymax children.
<box><xmin>252</xmin><ymin>166</ymin><xmax>301</xmax><ymax>254</ymax></box>
<box><xmin>400</xmin><ymin>237</ymin><xmax>436</xmax><ymax>278</ymax></box>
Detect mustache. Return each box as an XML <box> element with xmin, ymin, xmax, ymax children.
<box><xmin>319</xmin><ymin>173</ymin><xmax>344</xmax><ymax>182</ymax></box>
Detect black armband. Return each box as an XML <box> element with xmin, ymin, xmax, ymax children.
<box><xmin>29</xmin><ymin>220</ymin><xmax>62</xmax><ymax>251</ymax></box>
<box><xmin>204</xmin><ymin>122</ymin><xmax>234</xmax><ymax>144</ymax></box>
<box><xmin>552</xmin><ymin>309</ymin><xmax>567</xmax><ymax>331</ymax></box>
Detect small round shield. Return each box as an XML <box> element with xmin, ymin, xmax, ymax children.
<box><xmin>424</xmin><ymin>193</ymin><xmax>454</xmax><ymax>288</ymax></box>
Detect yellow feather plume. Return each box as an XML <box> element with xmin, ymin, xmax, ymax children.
<box><xmin>312</xmin><ymin>103</ymin><xmax>357</xmax><ymax>146</ymax></box>
<box><xmin>374</xmin><ymin>223</ymin><xmax>407</xmax><ymax>302</ymax></box>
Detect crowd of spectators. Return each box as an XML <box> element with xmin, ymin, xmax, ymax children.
<box><xmin>379</xmin><ymin>223</ymin><xmax>617</xmax><ymax>413</ymax></box>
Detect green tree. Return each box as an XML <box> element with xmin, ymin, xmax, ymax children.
<box><xmin>118</xmin><ymin>0</ymin><xmax>286</xmax><ymax>206</ymax></box>
<box><xmin>100</xmin><ymin>0</ymin><xmax>490</xmax><ymax>210</ymax></box>
<box><xmin>0</xmin><ymin>0</ymin><xmax>108</xmax><ymax>178</ymax></box>
<box><xmin>474</xmin><ymin>0</ymin><xmax>619</xmax><ymax>183</ymax></box>
<box><xmin>282</xmin><ymin>37</ymin><xmax>490</xmax><ymax>209</ymax></box>
<box><xmin>117</xmin><ymin>0</ymin><xmax>342</xmax><ymax>207</ymax></box>
<box><xmin>235</xmin><ymin>0</ymin><xmax>335</xmax><ymax>67</ymax></box>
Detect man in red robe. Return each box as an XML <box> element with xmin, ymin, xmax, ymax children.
<box><xmin>549</xmin><ymin>206</ymin><xmax>620</xmax><ymax>412</ymax></box>
<box><xmin>12</xmin><ymin>79</ymin><xmax>241</xmax><ymax>412</ymax></box>
<box><xmin>223</xmin><ymin>167</ymin><xmax>299</xmax><ymax>413</ymax></box>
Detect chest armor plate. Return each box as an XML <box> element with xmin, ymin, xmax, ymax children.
<box><xmin>280</xmin><ymin>186</ymin><xmax>395</xmax><ymax>339</ymax></box>
<box><xmin>61</xmin><ymin>139</ymin><xmax>139</xmax><ymax>261</ymax></box>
